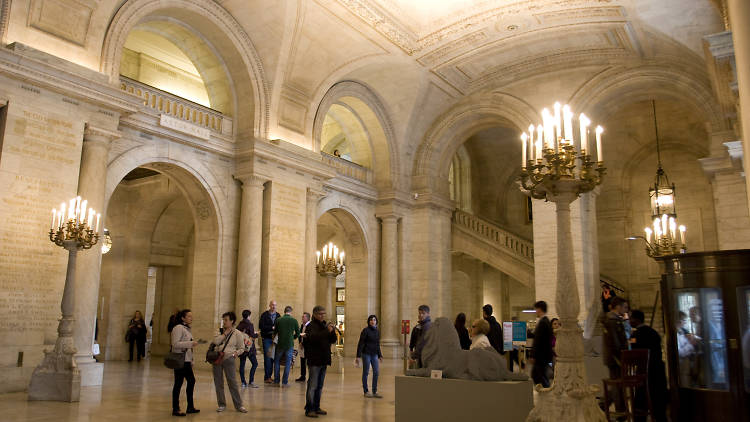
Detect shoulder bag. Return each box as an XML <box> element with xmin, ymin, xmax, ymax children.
<box><xmin>164</xmin><ymin>347</ymin><xmax>186</xmax><ymax>369</ymax></box>
<box><xmin>206</xmin><ymin>330</ymin><xmax>234</xmax><ymax>365</ymax></box>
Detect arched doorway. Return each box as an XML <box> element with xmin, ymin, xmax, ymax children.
<box><xmin>316</xmin><ymin>208</ymin><xmax>368</xmax><ymax>358</ymax></box>
<box><xmin>97</xmin><ymin>162</ymin><xmax>220</xmax><ymax>360</ymax></box>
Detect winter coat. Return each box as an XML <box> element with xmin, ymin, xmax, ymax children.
<box><xmin>356</xmin><ymin>325</ymin><xmax>382</xmax><ymax>358</ymax></box>
<box><xmin>259</xmin><ymin>310</ymin><xmax>281</xmax><ymax>339</ymax></box>
<box><xmin>304</xmin><ymin>319</ymin><xmax>338</xmax><ymax>366</ymax></box>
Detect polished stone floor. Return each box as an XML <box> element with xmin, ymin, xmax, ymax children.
<box><xmin>1</xmin><ymin>358</ymin><xmax>400</xmax><ymax>422</ymax></box>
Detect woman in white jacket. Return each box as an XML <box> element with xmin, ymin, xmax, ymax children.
<box><xmin>171</xmin><ymin>309</ymin><xmax>199</xmax><ymax>417</ymax></box>
<box><xmin>211</xmin><ymin>311</ymin><xmax>248</xmax><ymax>413</ymax></box>
<box><xmin>470</xmin><ymin>318</ymin><xmax>493</xmax><ymax>350</ymax></box>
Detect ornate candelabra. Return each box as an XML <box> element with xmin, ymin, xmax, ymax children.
<box><xmin>316</xmin><ymin>242</ymin><xmax>344</xmax><ymax>317</ymax></box>
<box><xmin>28</xmin><ymin>197</ymin><xmax>100</xmax><ymax>402</ymax></box>
<box><xmin>520</xmin><ymin>103</ymin><xmax>607</xmax><ymax>422</ymax></box>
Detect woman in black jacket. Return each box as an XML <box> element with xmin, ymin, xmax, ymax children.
<box><xmin>127</xmin><ymin>310</ymin><xmax>148</xmax><ymax>362</ymax></box>
<box><xmin>454</xmin><ymin>313</ymin><xmax>471</xmax><ymax>350</ymax></box>
<box><xmin>355</xmin><ymin>315</ymin><xmax>382</xmax><ymax>398</ymax></box>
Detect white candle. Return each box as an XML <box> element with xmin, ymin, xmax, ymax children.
<box><xmin>661</xmin><ymin>214</ymin><xmax>668</xmax><ymax>240</ymax></box>
<box><xmin>60</xmin><ymin>203</ymin><xmax>66</xmax><ymax>227</ymax></box>
<box><xmin>669</xmin><ymin>217</ymin><xmax>676</xmax><ymax>240</ymax></box>
<box><xmin>579</xmin><ymin>113</ymin><xmax>589</xmax><ymax>155</ymax></box>
<box><xmin>75</xmin><ymin>196</ymin><xmax>81</xmax><ymax>223</ymax></box>
<box><xmin>563</xmin><ymin>105</ymin><xmax>573</xmax><ymax>142</ymax></box>
<box><xmin>96</xmin><ymin>213</ymin><xmax>101</xmax><ymax>234</ymax></box>
<box><xmin>542</xmin><ymin>108</ymin><xmax>553</xmax><ymax>149</ymax></box>
<box><xmin>68</xmin><ymin>199</ymin><xmax>75</xmax><ymax>219</ymax></box>
<box><xmin>595</xmin><ymin>126</ymin><xmax>604</xmax><ymax>162</ymax></box>
<box><xmin>50</xmin><ymin>209</ymin><xmax>56</xmax><ymax>231</ymax></box>
<box><xmin>554</xmin><ymin>102</ymin><xmax>562</xmax><ymax>142</ymax></box>
<box><xmin>679</xmin><ymin>225</ymin><xmax>686</xmax><ymax>246</ymax></box>
<box><xmin>536</xmin><ymin>125</ymin><xmax>544</xmax><ymax>159</ymax></box>
<box><xmin>340</xmin><ymin>252</ymin><xmax>344</xmax><ymax>266</ymax></box>
<box><xmin>329</xmin><ymin>242</ymin><xmax>333</xmax><ymax>259</ymax></box>
<box><xmin>322</xmin><ymin>245</ymin><xmax>327</xmax><ymax>261</ymax></box>
<box><xmin>521</xmin><ymin>133</ymin><xmax>528</xmax><ymax>168</ymax></box>
<box><xmin>88</xmin><ymin>209</ymin><xmax>94</xmax><ymax>228</ymax></box>
<box><xmin>644</xmin><ymin>227</ymin><xmax>652</xmax><ymax>244</ymax></box>
<box><xmin>316</xmin><ymin>251</ymin><xmax>321</xmax><ymax>264</ymax></box>
<box><xmin>536</xmin><ymin>139</ymin><xmax>542</xmax><ymax>161</ymax></box>
<box><xmin>80</xmin><ymin>200</ymin><xmax>88</xmax><ymax>223</ymax></box>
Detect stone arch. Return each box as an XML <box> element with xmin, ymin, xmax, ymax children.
<box><xmin>412</xmin><ymin>91</ymin><xmax>537</xmax><ymax>196</ymax></box>
<box><xmin>313</xmin><ymin>81</ymin><xmax>398</xmax><ymax>189</ymax></box>
<box><xmin>569</xmin><ymin>65</ymin><xmax>726</xmax><ymax>133</ymax></box>
<box><xmin>449</xmin><ymin>143</ymin><xmax>472</xmax><ymax>212</ymax></box>
<box><xmin>101</xmin><ymin>0</ymin><xmax>269</xmax><ymax>138</ymax></box>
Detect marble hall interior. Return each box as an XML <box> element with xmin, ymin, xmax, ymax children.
<box><xmin>1</xmin><ymin>0</ymin><xmax>750</xmax><ymax>421</ymax></box>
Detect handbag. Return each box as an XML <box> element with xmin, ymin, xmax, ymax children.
<box><xmin>206</xmin><ymin>330</ymin><xmax>234</xmax><ymax>365</ymax></box>
<box><xmin>164</xmin><ymin>348</ymin><xmax>186</xmax><ymax>369</ymax></box>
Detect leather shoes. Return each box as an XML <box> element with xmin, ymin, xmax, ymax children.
<box><xmin>186</xmin><ymin>408</ymin><xmax>200</xmax><ymax>414</ymax></box>
<box><xmin>172</xmin><ymin>411</ymin><xmax>186</xmax><ymax>417</ymax></box>
<box><xmin>295</xmin><ymin>376</ymin><xmax>306</xmax><ymax>382</ymax></box>
<box><xmin>305</xmin><ymin>411</ymin><xmax>319</xmax><ymax>418</ymax></box>
<box><xmin>315</xmin><ymin>409</ymin><xmax>327</xmax><ymax>415</ymax></box>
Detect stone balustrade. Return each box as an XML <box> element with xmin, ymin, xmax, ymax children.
<box><xmin>120</xmin><ymin>77</ymin><xmax>229</xmax><ymax>134</ymax></box>
<box><xmin>321</xmin><ymin>153</ymin><xmax>373</xmax><ymax>184</ymax></box>
<box><xmin>452</xmin><ymin>209</ymin><xmax>534</xmax><ymax>264</ymax></box>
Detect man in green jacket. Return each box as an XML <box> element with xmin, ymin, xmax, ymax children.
<box><xmin>273</xmin><ymin>305</ymin><xmax>300</xmax><ymax>386</ymax></box>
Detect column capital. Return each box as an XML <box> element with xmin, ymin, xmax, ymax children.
<box><xmin>307</xmin><ymin>187</ymin><xmax>326</xmax><ymax>202</ymax></box>
<box><xmin>236</xmin><ymin>174</ymin><xmax>267</xmax><ymax>189</ymax></box>
<box><xmin>83</xmin><ymin>124</ymin><xmax>121</xmax><ymax>142</ymax></box>
<box><xmin>376</xmin><ymin>212</ymin><xmax>401</xmax><ymax>223</ymax></box>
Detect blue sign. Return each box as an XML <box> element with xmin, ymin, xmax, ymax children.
<box><xmin>512</xmin><ymin>321</ymin><xmax>527</xmax><ymax>343</ymax></box>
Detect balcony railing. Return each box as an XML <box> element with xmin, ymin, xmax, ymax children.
<box><xmin>452</xmin><ymin>209</ymin><xmax>534</xmax><ymax>264</ymax></box>
<box><xmin>120</xmin><ymin>76</ymin><xmax>229</xmax><ymax>134</ymax></box>
<box><xmin>321</xmin><ymin>153</ymin><xmax>373</xmax><ymax>184</ymax></box>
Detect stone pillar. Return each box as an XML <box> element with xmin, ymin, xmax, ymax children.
<box><xmin>379</xmin><ymin>214</ymin><xmax>400</xmax><ymax>356</ymax></box>
<box><xmin>73</xmin><ymin>124</ymin><xmax>118</xmax><ymax>387</ymax></box>
<box><xmin>728</xmin><ymin>0</ymin><xmax>750</xmax><ymax>212</ymax></box>
<box><xmin>304</xmin><ymin>189</ymin><xmax>324</xmax><ymax>314</ymax></box>
<box><xmin>235</xmin><ymin>175</ymin><xmax>266</xmax><ymax>323</ymax></box>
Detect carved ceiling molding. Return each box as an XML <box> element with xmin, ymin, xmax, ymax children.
<box><xmin>336</xmin><ymin>0</ymin><xmax>621</xmax><ymax>55</ymax></box>
<box><xmin>100</xmin><ymin>0</ymin><xmax>269</xmax><ymax>138</ymax></box>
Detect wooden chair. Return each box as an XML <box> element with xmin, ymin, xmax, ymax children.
<box><xmin>602</xmin><ymin>349</ymin><xmax>653</xmax><ymax>422</ymax></box>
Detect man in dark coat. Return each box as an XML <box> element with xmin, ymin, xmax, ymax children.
<box><xmin>603</xmin><ymin>296</ymin><xmax>629</xmax><ymax>413</ymax></box>
<box><xmin>258</xmin><ymin>300</ymin><xmax>281</xmax><ymax>383</ymax></box>
<box><xmin>630</xmin><ymin>309</ymin><xmax>667</xmax><ymax>422</ymax></box>
<box><xmin>530</xmin><ymin>301</ymin><xmax>553</xmax><ymax>388</ymax></box>
<box><xmin>409</xmin><ymin>305</ymin><xmax>432</xmax><ymax>368</ymax></box>
<box><xmin>483</xmin><ymin>304</ymin><xmax>504</xmax><ymax>355</ymax></box>
<box><xmin>302</xmin><ymin>305</ymin><xmax>337</xmax><ymax>418</ymax></box>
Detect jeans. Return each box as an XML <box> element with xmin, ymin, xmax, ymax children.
<box><xmin>305</xmin><ymin>365</ymin><xmax>327</xmax><ymax>412</ymax></box>
<box><xmin>263</xmin><ymin>338</ymin><xmax>274</xmax><ymax>380</ymax></box>
<box><xmin>238</xmin><ymin>350</ymin><xmax>258</xmax><ymax>385</ymax></box>
<box><xmin>274</xmin><ymin>347</ymin><xmax>294</xmax><ymax>384</ymax></box>
<box><xmin>172</xmin><ymin>362</ymin><xmax>195</xmax><ymax>411</ymax></box>
<box><xmin>212</xmin><ymin>357</ymin><xmax>243</xmax><ymax>409</ymax></box>
<box><xmin>361</xmin><ymin>354</ymin><xmax>379</xmax><ymax>393</ymax></box>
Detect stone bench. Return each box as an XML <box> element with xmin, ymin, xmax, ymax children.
<box><xmin>395</xmin><ymin>375</ymin><xmax>533</xmax><ymax>421</ymax></box>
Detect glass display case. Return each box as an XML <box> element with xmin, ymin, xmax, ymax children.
<box><xmin>659</xmin><ymin>250</ymin><xmax>750</xmax><ymax>422</ymax></box>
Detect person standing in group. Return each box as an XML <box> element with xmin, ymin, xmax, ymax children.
<box><xmin>259</xmin><ymin>300</ymin><xmax>281</xmax><ymax>383</ymax></box>
<box><xmin>296</xmin><ymin>312</ymin><xmax>311</xmax><ymax>382</ymax></box>
<box><xmin>454</xmin><ymin>313</ymin><xmax>471</xmax><ymax>350</ymax></box>
<box><xmin>530</xmin><ymin>301</ymin><xmax>553</xmax><ymax>388</ymax></box>
<box><xmin>236</xmin><ymin>309</ymin><xmax>260</xmax><ymax>388</ymax></box>
<box><xmin>302</xmin><ymin>306</ymin><xmax>338</xmax><ymax>418</ymax></box>
<box><xmin>127</xmin><ymin>310</ymin><xmax>148</xmax><ymax>362</ymax></box>
<box><xmin>603</xmin><ymin>296</ymin><xmax>629</xmax><ymax>414</ymax></box>
<box><xmin>408</xmin><ymin>305</ymin><xmax>432</xmax><ymax>368</ymax></box>
<box><xmin>171</xmin><ymin>309</ymin><xmax>200</xmax><ymax>417</ymax></box>
<box><xmin>273</xmin><ymin>306</ymin><xmax>300</xmax><ymax>387</ymax></box>
<box><xmin>356</xmin><ymin>315</ymin><xmax>383</xmax><ymax>398</ymax></box>
<box><xmin>210</xmin><ymin>311</ymin><xmax>248</xmax><ymax>413</ymax></box>
<box><xmin>482</xmin><ymin>304</ymin><xmax>504</xmax><ymax>355</ymax></box>
<box><xmin>630</xmin><ymin>309</ymin><xmax>668</xmax><ymax>422</ymax></box>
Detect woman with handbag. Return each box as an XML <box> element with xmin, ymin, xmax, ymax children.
<box><xmin>171</xmin><ymin>309</ymin><xmax>200</xmax><ymax>417</ymax></box>
<box><xmin>209</xmin><ymin>311</ymin><xmax>248</xmax><ymax>413</ymax></box>
<box><xmin>127</xmin><ymin>310</ymin><xmax>148</xmax><ymax>362</ymax></box>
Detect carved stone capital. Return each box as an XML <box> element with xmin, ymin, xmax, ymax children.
<box><xmin>83</xmin><ymin>124</ymin><xmax>121</xmax><ymax>147</ymax></box>
<box><xmin>237</xmin><ymin>174</ymin><xmax>267</xmax><ymax>189</ymax></box>
<box><xmin>307</xmin><ymin>187</ymin><xmax>326</xmax><ymax>203</ymax></box>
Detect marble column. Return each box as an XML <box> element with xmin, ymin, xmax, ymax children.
<box><xmin>728</xmin><ymin>0</ymin><xmax>750</xmax><ymax>212</ymax></box>
<box><xmin>235</xmin><ymin>175</ymin><xmax>266</xmax><ymax>323</ymax></box>
<box><xmin>304</xmin><ymin>189</ymin><xmax>324</xmax><ymax>313</ymax></box>
<box><xmin>73</xmin><ymin>124</ymin><xmax>119</xmax><ymax>387</ymax></box>
<box><xmin>379</xmin><ymin>215</ymin><xmax>400</xmax><ymax>356</ymax></box>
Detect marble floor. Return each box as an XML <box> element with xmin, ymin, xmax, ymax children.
<box><xmin>1</xmin><ymin>358</ymin><xmax>401</xmax><ymax>422</ymax></box>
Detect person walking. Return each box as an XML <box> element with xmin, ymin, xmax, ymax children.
<box><xmin>273</xmin><ymin>306</ymin><xmax>300</xmax><ymax>387</ymax></box>
<box><xmin>302</xmin><ymin>306</ymin><xmax>338</xmax><ymax>418</ymax></box>
<box><xmin>210</xmin><ymin>311</ymin><xmax>248</xmax><ymax>413</ymax></box>
<box><xmin>530</xmin><ymin>301</ymin><xmax>553</xmax><ymax>388</ymax></box>
<box><xmin>454</xmin><ymin>313</ymin><xmax>471</xmax><ymax>350</ymax></box>
<box><xmin>482</xmin><ymin>304</ymin><xmax>504</xmax><ymax>355</ymax></box>
<box><xmin>603</xmin><ymin>296</ymin><xmax>629</xmax><ymax>414</ymax></box>
<box><xmin>127</xmin><ymin>310</ymin><xmax>148</xmax><ymax>362</ymax></box>
<box><xmin>296</xmin><ymin>312</ymin><xmax>311</xmax><ymax>382</ymax></box>
<box><xmin>171</xmin><ymin>309</ymin><xmax>200</xmax><ymax>417</ymax></box>
<box><xmin>259</xmin><ymin>300</ymin><xmax>281</xmax><ymax>383</ymax></box>
<box><xmin>236</xmin><ymin>309</ymin><xmax>260</xmax><ymax>388</ymax></box>
<box><xmin>355</xmin><ymin>315</ymin><xmax>383</xmax><ymax>398</ymax></box>
<box><xmin>408</xmin><ymin>305</ymin><xmax>432</xmax><ymax>368</ymax></box>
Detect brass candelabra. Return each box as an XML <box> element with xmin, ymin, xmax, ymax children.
<box><xmin>315</xmin><ymin>242</ymin><xmax>344</xmax><ymax>317</ymax></box>
<box><xmin>519</xmin><ymin>143</ymin><xmax>606</xmax><ymax>198</ymax></box>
